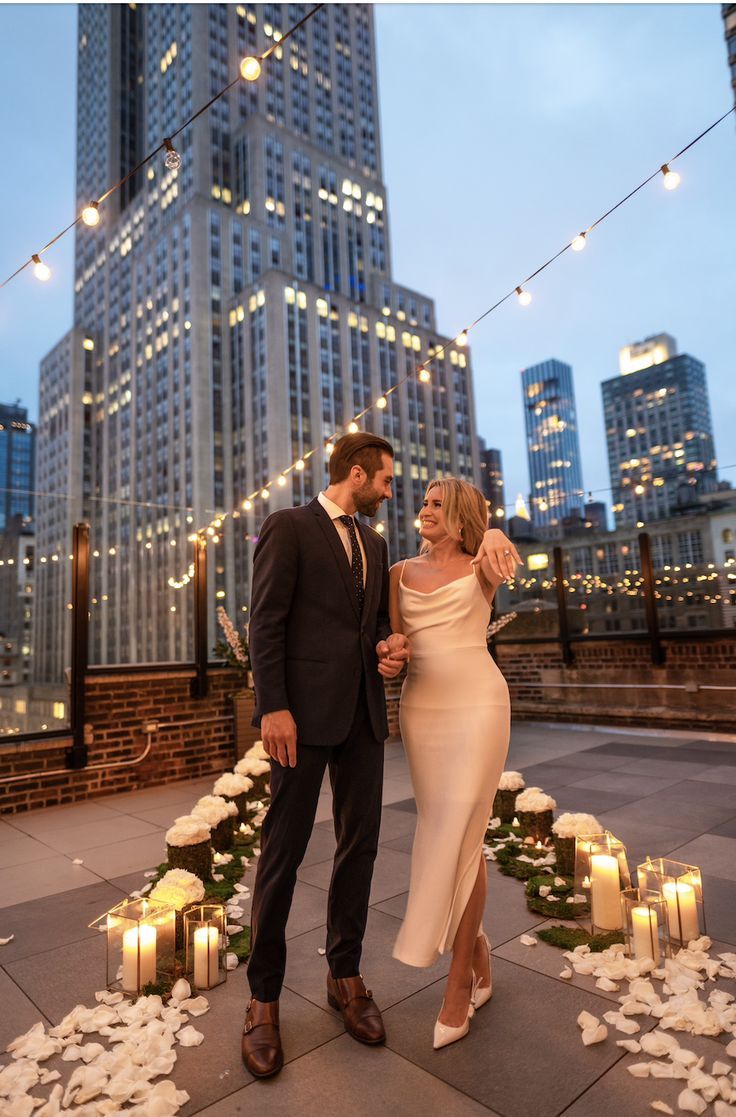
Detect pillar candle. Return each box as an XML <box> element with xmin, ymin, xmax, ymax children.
<box><xmin>193</xmin><ymin>925</ymin><xmax>219</xmax><ymax>989</ymax></box>
<box><xmin>631</xmin><ymin>905</ymin><xmax>660</xmax><ymax>963</ymax></box>
<box><xmin>590</xmin><ymin>853</ymin><xmax>623</xmax><ymax>930</ymax></box>
<box><xmin>662</xmin><ymin>881</ymin><xmax>699</xmax><ymax>943</ymax></box>
<box><xmin>122</xmin><ymin>923</ymin><xmax>156</xmax><ymax>993</ymax></box>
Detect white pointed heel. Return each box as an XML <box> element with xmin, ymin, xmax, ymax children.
<box><xmin>433</xmin><ymin>978</ymin><xmax>478</xmax><ymax>1050</ymax></box>
<box><xmin>472</xmin><ymin>932</ymin><xmax>493</xmax><ymax>1010</ymax></box>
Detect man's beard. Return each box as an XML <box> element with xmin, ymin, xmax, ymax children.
<box><xmin>354</xmin><ymin>482</ymin><xmax>382</xmax><ymax>518</ymax></box>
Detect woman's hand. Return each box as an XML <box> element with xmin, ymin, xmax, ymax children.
<box><xmin>376</xmin><ymin>632</ymin><xmax>410</xmax><ymax>678</ymax></box>
<box><xmin>471</xmin><ymin>530</ymin><xmax>522</xmax><ymax>581</ymax></box>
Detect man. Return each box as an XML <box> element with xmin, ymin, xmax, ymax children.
<box><xmin>242</xmin><ymin>432</ymin><xmax>407</xmax><ymax>1078</ymax></box>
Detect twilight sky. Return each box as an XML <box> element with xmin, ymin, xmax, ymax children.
<box><xmin>0</xmin><ymin>3</ymin><xmax>734</xmax><ymax>513</ymax></box>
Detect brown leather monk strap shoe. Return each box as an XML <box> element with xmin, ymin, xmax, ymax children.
<box><xmin>241</xmin><ymin>998</ymin><xmax>283</xmax><ymax>1078</ymax></box>
<box><xmin>326</xmin><ymin>974</ymin><xmax>386</xmax><ymax>1045</ymax></box>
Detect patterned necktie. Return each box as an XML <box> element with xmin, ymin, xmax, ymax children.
<box><xmin>338</xmin><ymin>515</ymin><xmax>365</xmax><ymax>614</ymax></box>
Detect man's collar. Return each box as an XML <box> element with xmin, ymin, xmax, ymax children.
<box><xmin>318</xmin><ymin>491</ymin><xmax>354</xmax><ymax>521</ymax></box>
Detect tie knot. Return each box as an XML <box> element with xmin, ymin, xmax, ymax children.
<box><xmin>339</xmin><ymin>514</ymin><xmax>355</xmax><ymax>531</ymax></box>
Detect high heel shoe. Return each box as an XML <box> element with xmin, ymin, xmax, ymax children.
<box><xmin>433</xmin><ymin>977</ymin><xmax>479</xmax><ymax>1050</ymax></box>
<box><xmin>472</xmin><ymin>932</ymin><xmax>493</xmax><ymax>1010</ymax></box>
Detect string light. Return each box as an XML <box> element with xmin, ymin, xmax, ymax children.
<box><xmin>516</xmin><ymin>286</ymin><xmax>532</xmax><ymax>306</ymax></box>
<box><xmin>277</xmin><ymin>475</ymin><xmax>287</xmax><ymax>487</ymax></box>
<box><xmin>82</xmin><ymin>201</ymin><xmax>100</xmax><ymax>227</ymax></box>
<box><xmin>240</xmin><ymin>56</ymin><xmax>262</xmax><ymax>81</ymax></box>
<box><xmin>163</xmin><ymin>138</ymin><xmax>182</xmax><ymax>171</ymax></box>
<box><xmin>295</xmin><ymin>459</ymin><xmax>305</xmax><ymax>471</ymax></box>
<box><xmin>32</xmin><ymin>254</ymin><xmax>50</xmax><ymax>282</ymax></box>
<box><xmin>661</xmin><ymin>163</ymin><xmax>681</xmax><ymax>190</ymax></box>
<box><xmin>376</xmin><ymin>396</ymin><xmax>387</xmax><ymax>409</ymax></box>
<box><xmin>347</xmin><ymin>421</ymin><xmax>359</xmax><ymax>434</ymax></box>
<box><xmin>456</xmin><ymin>330</ymin><xmax>469</xmax><ymax>346</ymax></box>
<box><xmin>571</xmin><ymin>233</ymin><xmax>587</xmax><ymax>251</ymax></box>
<box><xmin>418</xmin><ymin>368</ymin><xmax>431</xmax><ymax>383</ymax></box>
<box><xmin>242</xmin><ymin>499</ymin><xmax>252</xmax><ymax>510</ymax></box>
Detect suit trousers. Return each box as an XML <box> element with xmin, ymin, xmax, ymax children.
<box><xmin>247</xmin><ymin>690</ymin><xmax>384</xmax><ymax>1002</ymax></box>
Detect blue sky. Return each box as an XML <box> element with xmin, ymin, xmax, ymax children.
<box><xmin>0</xmin><ymin>3</ymin><xmax>734</xmax><ymax>510</ymax></box>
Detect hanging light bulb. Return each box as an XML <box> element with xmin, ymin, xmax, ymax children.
<box><xmin>418</xmin><ymin>368</ymin><xmax>431</xmax><ymax>383</ymax></box>
<box><xmin>295</xmin><ymin>459</ymin><xmax>305</xmax><ymax>471</ymax></box>
<box><xmin>660</xmin><ymin>163</ymin><xmax>680</xmax><ymax>190</ymax></box>
<box><xmin>413</xmin><ymin>518</ymin><xmax>421</xmax><ymax>529</ymax></box>
<box><xmin>571</xmin><ymin>232</ymin><xmax>586</xmax><ymax>252</ymax></box>
<box><xmin>516</xmin><ymin>286</ymin><xmax>532</xmax><ymax>306</ymax></box>
<box><xmin>456</xmin><ymin>330</ymin><xmax>468</xmax><ymax>347</ymax></box>
<box><xmin>242</xmin><ymin>498</ymin><xmax>252</xmax><ymax>511</ymax></box>
<box><xmin>375</xmin><ymin>396</ymin><xmax>387</xmax><ymax>409</ymax></box>
<box><xmin>82</xmin><ymin>201</ymin><xmax>100</xmax><ymax>227</ymax></box>
<box><xmin>261</xmin><ymin>488</ymin><xmax>270</xmax><ymax>500</ymax></box>
<box><xmin>240</xmin><ymin>55</ymin><xmax>262</xmax><ymax>81</ymax></box>
<box><xmin>348</xmin><ymin>421</ymin><xmax>359</xmax><ymax>434</ymax></box>
<box><xmin>277</xmin><ymin>474</ymin><xmax>287</xmax><ymax>487</ymax></box>
<box><xmin>163</xmin><ymin>137</ymin><xmax>182</xmax><ymax>171</ymax></box>
<box><xmin>32</xmin><ymin>254</ymin><xmax>51</xmax><ymax>282</ymax></box>
<box><xmin>325</xmin><ymin>441</ymin><xmax>335</xmax><ymax>456</ymax></box>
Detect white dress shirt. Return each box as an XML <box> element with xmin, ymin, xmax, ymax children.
<box><xmin>318</xmin><ymin>491</ymin><xmax>367</xmax><ymax>586</ymax></box>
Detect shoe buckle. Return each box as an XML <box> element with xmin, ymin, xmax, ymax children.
<box><xmin>244</xmin><ymin>1019</ymin><xmax>253</xmax><ymax>1033</ymax></box>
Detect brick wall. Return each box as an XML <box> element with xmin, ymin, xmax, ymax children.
<box><xmin>0</xmin><ymin>667</ymin><xmax>258</xmax><ymax>816</ymax></box>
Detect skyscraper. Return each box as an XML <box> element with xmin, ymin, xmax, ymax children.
<box><xmin>601</xmin><ymin>333</ymin><xmax>718</xmax><ymax>527</ymax></box>
<box><xmin>36</xmin><ymin>4</ymin><xmax>480</xmax><ymax>674</ymax></box>
<box><xmin>0</xmin><ymin>402</ymin><xmax>36</xmax><ymax>685</ymax></box>
<box><xmin>521</xmin><ymin>359</ymin><xmax>584</xmax><ymax>532</ymax></box>
<box><xmin>724</xmin><ymin>4</ymin><xmax>736</xmax><ymax>105</ymax></box>
<box><xmin>0</xmin><ymin>403</ymin><xmax>35</xmax><ymax>533</ymax></box>
<box><xmin>477</xmin><ymin>440</ymin><xmax>505</xmax><ymax>525</ymax></box>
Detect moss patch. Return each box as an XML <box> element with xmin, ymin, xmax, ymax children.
<box><xmin>525</xmin><ymin>874</ymin><xmax>591</xmax><ymax>919</ymax></box>
<box><xmin>493</xmin><ymin>843</ymin><xmax>555</xmax><ymax>881</ymax></box>
<box><xmin>538</xmin><ymin>924</ymin><xmax>625</xmax><ymax>952</ymax></box>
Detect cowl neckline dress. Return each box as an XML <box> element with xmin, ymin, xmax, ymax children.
<box><xmin>392</xmin><ymin>565</ymin><xmax>510</xmax><ymax>967</ymax></box>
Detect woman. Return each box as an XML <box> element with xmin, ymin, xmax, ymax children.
<box><xmin>386</xmin><ymin>477</ymin><xmax>511</xmax><ymax>1049</ymax></box>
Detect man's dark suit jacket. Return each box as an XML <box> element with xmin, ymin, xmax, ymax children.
<box><xmin>249</xmin><ymin>497</ymin><xmax>392</xmax><ymax>747</ymax></box>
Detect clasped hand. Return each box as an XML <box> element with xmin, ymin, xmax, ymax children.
<box><xmin>376</xmin><ymin>632</ymin><xmax>410</xmax><ymax>679</ymax></box>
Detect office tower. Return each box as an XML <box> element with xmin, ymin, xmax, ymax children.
<box><xmin>36</xmin><ymin>4</ymin><xmax>480</xmax><ymax>672</ymax></box>
<box><xmin>0</xmin><ymin>403</ymin><xmax>36</xmax><ymax>685</ymax></box>
<box><xmin>0</xmin><ymin>403</ymin><xmax>35</xmax><ymax>532</ymax></box>
<box><xmin>477</xmin><ymin>440</ymin><xmax>505</xmax><ymax>524</ymax></box>
<box><xmin>724</xmin><ymin>5</ymin><xmax>736</xmax><ymax>105</ymax></box>
<box><xmin>583</xmin><ymin>500</ymin><xmax>608</xmax><ymax>532</ymax></box>
<box><xmin>521</xmin><ymin>359</ymin><xmax>585</xmax><ymax>532</ymax></box>
<box><xmin>601</xmin><ymin>334</ymin><xmax>718</xmax><ymax>527</ymax></box>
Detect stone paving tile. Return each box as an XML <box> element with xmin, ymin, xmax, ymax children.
<box><xmin>683</xmin><ymin>738</ymin><xmax>736</xmax><ymax>754</ymax></box>
<box><xmin>281</xmin><ymin>906</ymin><xmax>450</xmax><ymax>1012</ymax></box>
<box><xmin>691</xmin><ymin>764</ymin><xmax>736</xmax><ymax>786</ymax></box>
<box><xmin>3</xmin><ymin>932</ymin><xmax>107</xmax><ymax>1024</ymax></box>
<box><xmin>595</xmin><ymin>812</ymin><xmax>702</xmax><ymax>864</ymax></box>
<box><xmin>385</xmin><ymin>797</ymin><xmax>417</xmax><ymax>814</ymax></box>
<box><xmin>74</xmin><ymin>830</ymin><xmax>168</xmax><ymax>879</ymax></box>
<box><xmin>666</xmin><ymin>833</ymin><xmax>736</xmax><ymax>882</ymax></box>
<box><xmin>380</xmin><ymin>830</ymin><xmax>415</xmax><ymax>855</ymax></box>
<box><xmin>38</xmin><ymin>813</ymin><xmax>163</xmax><ymax>855</ymax></box>
<box><xmin>95</xmin><ymin>782</ymin><xmax>210</xmax><ymax>813</ymax></box>
<box><xmin>0</xmin><ymin>833</ymin><xmax>64</xmax><ymax>869</ymax></box>
<box><xmin>597</xmin><ymin>794</ymin><xmax>736</xmax><ymax>834</ymax></box>
<box><xmin>558</xmin><ymin>1030</ymin><xmax>733</xmax><ymax>1116</ymax></box>
<box><xmin>0</xmin><ymin>968</ymin><xmax>51</xmax><ymax>1051</ymax></box>
<box><xmin>123</xmin><ymin>800</ymin><xmax>203</xmax><ymax>828</ymax></box>
<box><xmin>0</xmin><ymin>880</ymin><xmax>129</xmax><ymax>964</ymax></box>
<box><xmin>176</xmin><ymin>975</ymin><xmax>343</xmax><ymax>1116</ymax></box>
<box><xmin>297</xmin><ymin>845</ymin><xmax>411</xmax><ymax>906</ymax></box>
<box><xmin>532</xmin><ymin>750</ymin><xmax>634</xmax><ymax>772</ymax></box>
<box><xmin>301</xmin><ymin>825</ymin><xmax>337</xmax><ymax>868</ymax></box>
<box><xmin>612</xmin><ymin>757</ymin><xmax>716</xmax><ymax>780</ymax></box>
<box><xmin>0</xmin><ymin>819</ymin><xmax>22</xmax><ymax>842</ymax></box>
<box><xmin>516</xmin><ymin>763</ymin><xmax>583</xmax><ymax>790</ymax></box>
<box><xmin>553</xmin><ymin>788</ymin><xmax>643</xmax><ymax>814</ymax></box>
<box><xmin>191</xmin><ymin>1035</ymin><xmax>498</xmax><ymax>1117</ymax></box>
<box><xmin>646</xmin><ymin>778</ymin><xmax>736</xmax><ymax>809</ymax></box>
<box><xmin>0</xmin><ymin>855</ymin><xmax>102</xmax><ymax>909</ymax></box>
<box><xmin>8</xmin><ymin>801</ymin><xmax>125</xmax><ymax>837</ymax></box>
<box><xmin>711</xmin><ymin>816</ymin><xmax>736</xmax><ymax>838</ymax></box>
<box><xmin>382</xmin><ymin>959</ymin><xmax>629</xmax><ymax>1117</ymax></box>
<box><xmin>568</xmin><ymin>771</ymin><xmax>686</xmax><ymax>797</ymax></box>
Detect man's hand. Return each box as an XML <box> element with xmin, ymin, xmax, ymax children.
<box><xmin>376</xmin><ymin>632</ymin><xmax>410</xmax><ymax>679</ymax></box>
<box><xmin>261</xmin><ymin>709</ymin><xmax>298</xmax><ymax>768</ymax></box>
<box><xmin>471</xmin><ymin>528</ymin><xmax>522</xmax><ymax>581</ymax></box>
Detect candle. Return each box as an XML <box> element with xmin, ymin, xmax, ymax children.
<box><xmin>662</xmin><ymin>881</ymin><xmax>699</xmax><ymax>943</ymax></box>
<box><xmin>631</xmin><ymin>905</ymin><xmax>660</xmax><ymax>963</ymax></box>
<box><xmin>582</xmin><ymin>876</ymin><xmax>591</xmax><ymax>889</ymax></box>
<box><xmin>512</xmin><ymin>817</ymin><xmax>520</xmax><ymax>827</ymax></box>
<box><xmin>193</xmin><ymin>925</ymin><xmax>219</xmax><ymax>989</ymax></box>
<box><xmin>590</xmin><ymin>854</ymin><xmax>623</xmax><ymax>930</ymax></box>
<box><xmin>122</xmin><ymin>923</ymin><xmax>156</xmax><ymax>993</ymax></box>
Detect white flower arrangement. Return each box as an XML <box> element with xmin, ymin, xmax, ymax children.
<box><xmin>150</xmin><ymin>868</ymin><xmax>205</xmax><ymax>910</ymax></box>
<box><xmin>234</xmin><ymin>756</ymin><xmax>271</xmax><ymax>778</ymax></box>
<box><xmin>515</xmin><ymin>786</ymin><xmax>557</xmax><ymax>812</ymax></box>
<box><xmin>191</xmin><ymin>795</ymin><xmax>238</xmax><ymax>826</ymax></box>
<box><xmin>165</xmin><ymin>815</ymin><xmax>212</xmax><ymax>848</ymax></box>
<box><xmin>498</xmin><ymin>771</ymin><xmax>526</xmax><ymax>792</ymax></box>
<box><xmin>245</xmin><ymin>740</ymin><xmax>269</xmax><ymax>761</ymax></box>
<box><xmin>216</xmin><ymin>606</ymin><xmax>249</xmax><ymax>667</ymax></box>
<box><xmin>212</xmin><ymin>773</ymin><xmax>254</xmax><ymax>798</ymax></box>
<box><xmin>552</xmin><ymin>812</ymin><xmax>603</xmax><ymax>838</ymax></box>
<box><xmin>486</xmin><ymin>612</ymin><xmax>518</xmax><ymax>640</ymax></box>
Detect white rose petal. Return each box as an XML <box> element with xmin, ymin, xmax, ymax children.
<box><xmin>226</xmin><ymin>953</ymin><xmax>239</xmax><ymax>970</ymax></box>
<box><xmin>627</xmin><ymin>1062</ymin><xmax>651</xmax><ymax>1078</ymax></box>
<box><xmin>714</xmin><ymin>1103</ymin><xmax>736</xmax><ymax>1117</ymax></box>
<box><xmin>520</xmin><ymin>934</ymin><xmax>537</xmax><ymax>947</ymax></box>
<box><xmin>72</xmin><ymin>859</ymin><xmax>84</xmax><ymax>866</ymax></box>
<box><xmin>677</xmin><ymin>1089</ymin><xmax>707</xmax><ymax>1115</ymax></box>
<box><xmin>712</xmin><ymin>1061</ymin><xmax>730</xmax><ymax>1077</ymax></box>
<box><xmin>596</xmin><ymin>978</ymin><xmax>620</xmax><ymax>992</ymax></box>
<box><xmin>177</xmin><ymin>1025</ymin><xmax>204</xmax><ymax>1047</ymax></box>
<box><xmin>582</xmin><ymin>1024</ymin><xmax>608</xmax><ymax>1046</ymax></box>
<box><xmin>577</xmin><ymin>1011</ymin><xmax>600</xmax><ymax>1031</ymax></box>
<box><xmin>650</xmin><ymin>1103</ymin><xmax>674</xmax><ymax>1115</ymax></box>
<box><xmin>317</xmin><ymin>947</ymin><xmax>326</xmax><ymax>956</ymax></box>
<box><xmin>617</xmin><ymin>1039</ymin><xmax>642</xmax><ymax>1053</ymax></box>
<box><xmin>170</xmin><ymin>978</ymin><xmax>191</xmax><ymax>1003</ymax></box>
<box><xmin>0</xmin><ymin>935</ymin><xmax>14</xmax><ymax>946</ymax></box>
<box><xmin>560</xmin><ymin>968</ymin><xmax>573</xmax><ymax>980</ymax></box>
<box><xmin>178</xmin><ymin>996</ymin><xmax>209</xmax><ymax>1017</ymax></box>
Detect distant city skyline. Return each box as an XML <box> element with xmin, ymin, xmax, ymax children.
<box><xmin>1</xmin><ymin>4</ymin><xmax>735</xmax><ymax>513</ymax></box>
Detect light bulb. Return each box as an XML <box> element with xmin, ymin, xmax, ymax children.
<box><xmin>418</xmin><ymin>368</ymin><xmax>431</xmax><ymax>383</ymax></box>
<box><xmin>82</xmin><ymin>201</ymin><xmax>100</xmax><ymax>227</ymax></box>
<box><xmin>375</xmin><ymin>523</ymin><xmax>385</xmax><ymax>534</ymax></box>
<box><xmin>277</xmin><ymin>474</ymin><xmax>287</xmax><ymax>487</ymax></box>
<box><xmin>571</xmin><ymin>233</ymin><xmax>586</xmax><ymax>252</ymax></box>
<box><xmin>32</xmin><ymin>254</ymin><xmax>51</xmax><ymax>282</ymax></box>
<box><xmin>661</xmin><ymin>163</ymin><xmax>680</xmax><ymax>191</ymax></box>
<box><xmin>414</xmin><ymin>518</ymin><xmax>421</xmax><ymax>529</ymax></box>
<box><xmin>295</xmin><ymin>459</ymin><xmax>305</xmax><ymax>471</ymax></box>
<box><xmin>325</xmin><ymin>442</ymin><xmax>334</xmax><ymax>456</ymax></box>
<box><xmin>376</xmin><ymin>396</ymin><xmax>387</xmax><ymax>409</ymax></box>
<box><xmin>240</xmin><ymin>55</ymin><xmax>261</xmax><ymax>81</ymax></box>
<box><xmin>456</xmin><ymin>330</ymin><xmax>468</xmax><ymax>347</ymax></box>
<box><xmin>516</xmin><ymin>286</ymin><xmax>532</xmax><ymax>307</ymax></box>
<box><xmin>348</xmin><ymin>421</ymin><xmax>359</xmax><ymax>434</ymax></box>
<box><xmin>261</xmin><ymin>488</ymin><xmax>270</xmax><ymax>500</ymax></box>
<box><xmin>163</xmin><ymin>137</ymin><xmax>182</xmax><ymax>171</ymax></box>
<box><xmin>242</xmin><ymin>499</ymin><xmax>252</xmax><ymax>511</ymax></box>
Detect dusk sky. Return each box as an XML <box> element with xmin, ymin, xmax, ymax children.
<box><xmin>0</xmin><ymin>3</ymin><xmax>734</xmax><ymax>513</ymax></box>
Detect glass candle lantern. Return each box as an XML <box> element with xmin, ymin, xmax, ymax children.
<box><xmin>636</xmin><ymin>857</ymin><xmax>705</xmax><ymax>945</ymax></box>
<box><xmin>90</xmin><ymin>897</ymin><xmax>176</xmax><ymax>996</ymax></box>
<box><xmin>574</xmin><ymin>832</ymin><xmax>631</xmax><ymax>934</ymax></box>
<box><xmin>184</xmin><ymin>904</ymin><xmax>227</xmax><ymax>991</ymax></box>
<box><xmin>621</xmin><ymin>888</ymin><xmax>671</xmax><ymax>964</ymax></box>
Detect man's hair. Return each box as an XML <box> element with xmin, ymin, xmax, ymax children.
<box><xmin>328</xmin><ymin>432</ymin><xmax>394</xmax><ymax>484</ymax></box>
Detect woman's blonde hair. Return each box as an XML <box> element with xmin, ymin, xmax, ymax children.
<box><xmin>419</xmin><ymin>477</ymin><xmax>489</xmax><ymax>556</ymax></box>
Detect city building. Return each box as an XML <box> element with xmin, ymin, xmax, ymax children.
<box><xmin>521</xmin><ymin>359</ymin><xmax>585</xmax><ymax>533</ymax></box>
<box><xmin>36</xmin><ymin>4</ymin><xmax>480</xmax><ymax>674</ymax></box>
<box><xmin>724</xmin><ymin>4</ymin><xmax>736</xmax><ymax>105</ymax></box>
<box><xmin>583</xmin><ymin>500</ymin><xmax>608</xmax><ymax>532</ymax></box>
<box><xmin>0</xmin><ymin>402</ymin><xmax>35</xmax><ymax>533</ymax></box>
<box><xmin>0</xmin><ymin>402</ymin><xmax>36</xmax><ymax>686</ymax></box>
<box><xmin>478</xmin><ymin>440</ymin><xmax>505</xmax><ymax>524</ymax></box>
<box><xmin>601</xmin><ymin>334</ymin><xmax>718</xmax><ymax>528</ymax></box>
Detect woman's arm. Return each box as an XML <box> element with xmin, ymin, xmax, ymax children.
<box><xmin>388</xmin><ymin>561</ymin><xmax>404</xmax><ymax>635</ymax></box>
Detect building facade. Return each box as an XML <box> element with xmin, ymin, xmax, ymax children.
<box><xmin>0</xmin><ymin>403</ymin><xmax>36</xmax><ymax>686</ymax></box>
<box><xmin>0</xmin><ymin>403</ymin><xmax>35</xmax><ymax>533</ymax></box>
<box><xmin>477</xmin><ymin>440</ymin><xmax>505</xmax><ymax>524</ymax></box>
<box><xmin>601</xmin><ymin>334</ymin><xmax>718</xmax><ymax>528</ymax></box>
<box><xmin>724</xmin><ymin>4</ymin><xmax>736</xmax><ymax>104</ymax></box>
<box><xmin>36</xmin><ymin>4</ymin><xmax>480</xmax><ymax>672</ymax></box>
<box><xmin>521</xmin><ymin>359</ymin><xmax>585</xmax><ymax>532</ymax></box>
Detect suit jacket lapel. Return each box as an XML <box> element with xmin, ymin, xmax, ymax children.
<box><xmin>310</xmin><ymin>499</ymin><xmax>361</xmax><ymax>621</ymax></box>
